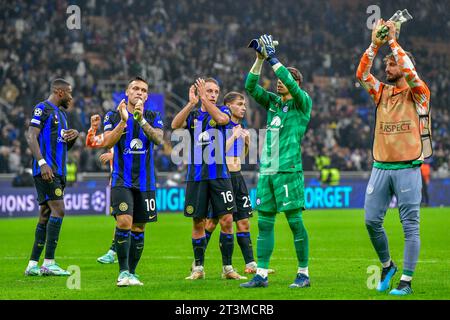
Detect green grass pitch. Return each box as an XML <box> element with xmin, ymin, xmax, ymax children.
<box><xmin>0</xmin><ymin>208</ymin><xmax>449</xmax><ymax>300</ymax></box>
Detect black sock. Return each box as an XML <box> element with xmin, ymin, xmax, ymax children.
<box><xmin>236</xmin><ymin>232</ymin><xmax>254</xmax><ymax>264</ymax></box>
<box><xmin>31</xmin><ymin>223</ymin><xmax>47</xmax><ymax>261</ymax></box>
<box><xmin>115</xmin><ymin>228</ymin><xmax>131</xmax><ymax>272</ymax></box>
<box><xmin>129</xmin><ymin>232</ymin><xmax>144</xmax><ymax>274</ymax></box>
<box><xmin>44</xmin><ymin>216</ymin><xmax>63</xmax><ymax>260</ymax></box>
<box><xmin>192</xmin><ymin>236</ymin><xmax>206</xmax><ymax>267</ymax></box>
<box><xmin>109</xmin><ymin>238</ymin><xmax>116</xmax><ymax>252</ymax></box>
<box><xmin>219</xmin><ymin>232</ymin><xmax>234</xmax><ymax>266</ymax></box>
<box><xmin>205</xmin><ymin>230</ymin><xmax>212</xmax><ymax>248</ymax></box>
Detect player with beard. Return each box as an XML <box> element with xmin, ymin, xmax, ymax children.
<box><xmin>25</xmin><ymin>78</ymin><xmax>79</xmax><ymax>276</ymax></box>
<box><xmin>356</xmin><ymin>20</ymin><xmax>432</xmax><ymax>296</ymax></box>
<box><xmin>102</xmin><ymin>76</ymin><xmax>164</xmax><ymax>286</ymax></box>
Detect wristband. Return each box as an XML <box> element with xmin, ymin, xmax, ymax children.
<box><xmin>139</xmin><ymin>118</ymin><xmax>148</xmax><ymax>127</ymax></box>
<box><xmin>267</xmin><ymin>57</ymin><xmax>280</xmax><ymax>66</ymax></box>
<box><xmin>38</xmin><ymin>159</ymin><xmax>47</xmax><ymax>167</ymax></box>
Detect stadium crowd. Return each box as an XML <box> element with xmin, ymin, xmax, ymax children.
<box><xmin>0</xmin><ymin>0</ymin><xmax>448</xmax><ymax>177</ymax></box>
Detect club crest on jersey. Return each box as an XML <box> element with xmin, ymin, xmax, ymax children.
<box><xmin>282</xmin><ymin>106</ymin><xmax>288</xmax><ymax>112</ymax></box>
<box><xmin>54</xmin><ymin>114</ymin><xmax>59</xmax><ymax>124</ymax></box>
<box><xmin>209</xmin><ymin>119</ymin><xmax>217</xmax><ymax>127</ymax></box>
<box><xmin>55</xmin><ymin>188</ymin><xmax>63</xmax><ymax>197</ymax></box>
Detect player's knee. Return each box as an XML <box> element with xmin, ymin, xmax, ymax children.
<box><xmin>132</xmin><ymin>223</ymin><xmax>146</xmax><ymax>233</ymax></box>
<box><xmin>236</xmin><ymin>219</ymin><xmax>250</xmax><ymax>232</ymax></box>
<box><xmin>116</xmin><ymin>214</ymin><xmax>133</xmax><ymax>229</ymax></box>
<box><xmin>205</xmin><ymin>218</ymin><xmax>218</xmax><ymax>231</ymax></box>
<box><xmin>365</xmin><ymin>219</ymin><xmax>383</xmax><ymax>232</ymax></box>
<box><xmin>258</xmin><ymin>216</ymin><xmax>275</xmax><ymax>233</ymax></box>
<box><xmin>218</xmin><ymin>214</ymin><xmax>233</xmax><ymax>234</ymax></box>
<box><xmin>39</xmin><ymin>206</ymin><xmax>51</xmax><ymax>224</ymax></box>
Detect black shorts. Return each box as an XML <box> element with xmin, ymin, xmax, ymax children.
<box><xmin>230</xmin><ymin>171</ymin><xmax>253</xmax><ymax>221</ymax></box>
<box><xmin>111</xmin><ymin>187</ymin><xmax>157</xmax><ymax>224</ymax></box>
<box><xmin>33</xmin><ymin>175</ymin><xmax>66</xmax><ymax>205</ymax></box>
<box><xmin>184</xmin><ymin>178</ymin><xmax>236</xmax><ymax>219</ymax></box>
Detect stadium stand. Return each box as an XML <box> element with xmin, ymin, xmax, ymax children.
<box><xmin>0</xmin><ymin>0</ymin><xmax>448</xmax><ymax>175</ymax></box>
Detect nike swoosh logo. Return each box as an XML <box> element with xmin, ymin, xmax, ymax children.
<box><xmin>117</xmin><ymin>240</ymin><xmax>127</xmax><ymax>244</ymax></box>
<box><xmin>149</xmin><ymin>215</ymin><xmax>156</xmax><ymax>219</ymax></box>
<box><xmin>283</xmin><ymin>202</ymin><xmax>292</xmax><ymax>206</ymax></box>
<box><xmin>226</xmin><ymin>207</ymin><xmax>234</xmax><ymax>211</ymax></box>
<box><xmin>269</xmin><ymin>108</ymin><xmax>276</xmax><ymax>112</ymax></box>
<box><xmin>401</xmin><ymin>189</ymin><xmax>411</xmax><ymax>193</ymax></box>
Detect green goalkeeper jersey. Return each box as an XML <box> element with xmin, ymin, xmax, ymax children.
<box><xmin>245</xmin><ymin>65</ymin><xmax>312</xmax><ymax>174</ymax></box>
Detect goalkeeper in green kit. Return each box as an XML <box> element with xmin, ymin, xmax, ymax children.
<box><xmin>240</xmin><ymin>35</ymin><xmax>312</xmax><ymax>288</ymax></box>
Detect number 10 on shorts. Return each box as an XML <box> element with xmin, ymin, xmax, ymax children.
<box><xmin>145</xmin><ymin>198</ymin><xmax>156</xmax><ymax>211</ymax></box>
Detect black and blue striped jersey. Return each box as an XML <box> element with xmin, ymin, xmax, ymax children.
<box><xmin>185</xmin><ymin>106</ymin><xmax>232</xmax><ymax>181</ymax></box>
<box><xmin>104</xmin><ymin>109</ymin><xmax>163</xmax><ymax>191</ymax></box>
<box><xmin>29</xmin><ymin>100</ymin><xmax>69</xmax><ymax>177</ymax></box>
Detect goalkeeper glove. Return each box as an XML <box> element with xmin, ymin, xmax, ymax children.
<box><xmin>260</xmin><ymin>34</ymin><xmax>279</xmax><ymax>66</ymax></box>
<box><xmin>247</xmin><ymin>38</ymin><xmax>268</xmax><ymax>59</ymax></box>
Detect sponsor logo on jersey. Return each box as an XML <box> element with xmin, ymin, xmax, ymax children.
<box><xmin>378</xmin><ymin>121</ymin><xmax>412</xmax><ymax>134</ymax></box>
<box><xmin>186</xmin><ymin>205</ymin><xmax>194</xmax><ymax>215</ymax></box>
<box><xmin>196</xmin><ymin>131</ymin><xmax>211</xmax><ymax>146</ymax></box>
<box><xmin>124</xmin><ymin>138</ymin><xmax>146</xmax><ymax>155</ymax></box>
<box><xmin>270</xmin><ymin>116</ymin><xmax>282</xmax><ymax>128</ymax></box>
<box><xmin>57</xmin><ymin>129</ymin><xmax>67</xmax><ymax>144</ymax></box>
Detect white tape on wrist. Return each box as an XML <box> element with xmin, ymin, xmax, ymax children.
<box><xmin>38</xmin><ymin>159</ymin><xmax>47</xmax><ymax>167</ymax></box>
<box><xmin>139</xmin><ymin>118</ymin><xmax>148</xmax><ymax>127</ymax></box>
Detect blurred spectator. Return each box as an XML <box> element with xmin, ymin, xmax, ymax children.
<box><xmin>0</xmin><ymin>0</ymin><xmax>448</xmax><ymax>174</ymax></box>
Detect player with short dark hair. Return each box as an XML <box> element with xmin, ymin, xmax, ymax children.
<box><xmin>25</xmin><ymin>78</ymin><xmax>79</xmax><ymax>276</ymax></box>
<box><xmin>240</xmin><ymin>35</ymin><xmax>313</xmax><ymax>289</ymax></box>
<box><xmin>356</xmin><ymin>20</ymin><xmax>432</xmax><ymax>296</ymax></box>
<box><xmin>102</xmin><ymin>76</ymin><xmax>164</xmax><ymax>286</ymax></box>
<box><xmin>172</xmin><ymin>78</ymin><xmax>244</xmax><ymax>280</ymax></box>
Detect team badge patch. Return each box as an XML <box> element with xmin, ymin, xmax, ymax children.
<box><xmin>55</xmin><ymin>188</ymin><xmax>63</xmax><ymax>197</ymax></box>
<box><xmin>209</xmin><ymin>119</ymin><xmax>216</xmax><ymax>127</ymax></box>
<box><xmin>283</xmin><ymin>106</ymin><xmax>288</xmax><ymax>112</ymax></box>
<box><xmin>186</xmin><ymin>205</ymin><xmax>194</xmax><ymax>215</ymax></box>
<box><xmin>256</xmin><ymin>198</ymin><xmax>261</xmax><ymax>205</ymax></box>
<box><xmin>119</xmin><ymin>202</ymin><xmax>128</xmax><ymax>212</ymax></box>
<box><xmin>34</xmin><ymin>108</ymin><xmax>43</xmax><ymax>116</ymax></box>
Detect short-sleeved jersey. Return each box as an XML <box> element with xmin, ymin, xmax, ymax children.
<box><xmin>29</xmin><ymin>100</ymin><xmax>69</xmax><ymax>177</ymax></box>
<box><xmin>104</xmin><ymin>109</ymin><xmax>163</xmax><ymax>191</ymax></box>
<box><xmin>185</xmin><ymin>106</ymin><xmax>232</xmax><ymax>181</ymax></box>
<box><xmin>245</xmin><ymin>65</ymin><xmax>313</xmax><ymax>174</ymax></box>
<box><xmin>225</xmin><ymin>120</ymin><xmax>245</xmax><ymax>158</ymax></box>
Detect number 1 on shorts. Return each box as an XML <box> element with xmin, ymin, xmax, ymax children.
<box><xmin>283</xmin><ymin>184</ymin><xmax>289</xmax><ymax>198</ymax></box>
